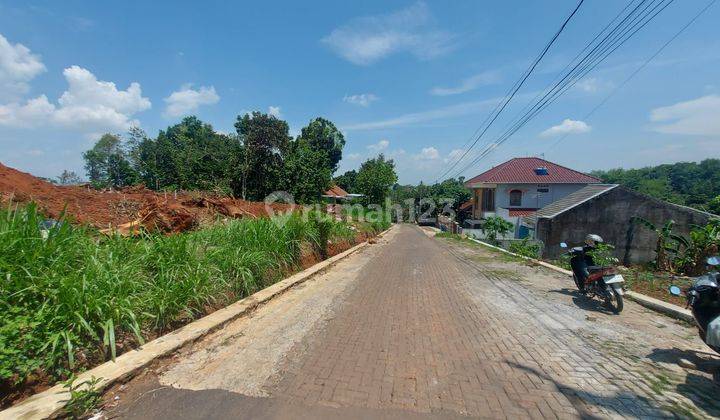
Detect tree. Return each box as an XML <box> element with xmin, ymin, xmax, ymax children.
<box><xmin>708</xmin><ymin>196</ymin><xmax>720</xmax><ymax>216</ymax></box>
<box><xmin>56</xmin><ymin>170</ymin><xmax>82</xmax><ymax>185</ymax></box>
<box><xmin>296</xmin><ymin>118</ymin><xmax>345</xmax><ymax>173</ymax></box>
<box><xmin>334</xmin><ymin>170</ymin><xmax>357</xmax><ymax>193</ymax></box>
<box><xmin>481</xmin><ymin>216</ymin><xmax>514</xmax><ymax>245</ymax></box>
<box><xmin>235</xmin><ymin>112</ymin><xmax>291</xmax><ymax>200</ymax></box>
<box><xmin>283</xmin><ymin>139</ymin><xmax>332</xmax><ymax>203</ymax></box>
<box><xmin>355</xmin><ymin>154</ymin><xmax>398</xmax><ymax>205</ymax></box>
<box><xmin>592</xmin><ymin>159</ymin><xmax>720</xmax><ymax>211</ymax></box>
<box><xmin>83</xmin><ymin>133</ymin><xmax>137</xmax><ymax>188</ymax></box>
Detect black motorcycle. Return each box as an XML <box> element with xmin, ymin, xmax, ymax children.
<box><xmin>561</xmin><ymin>242</ymin><xmax>625</xmax><ymax>314</ymax></box>
<box><xmin>669</xmin><ymin>256</ymin><xmax>720</xmax><ymax>354</ymax></box>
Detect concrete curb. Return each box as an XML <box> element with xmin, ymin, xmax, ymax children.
<box><xmin>464</xmin><ymin>237</ymin><xmax>693</xmax><ymax>323</ymax></box>
<box><xmin>1</xmin><ymin>226</ymin><xmax>394</xmax><ymax>420</ymax></box>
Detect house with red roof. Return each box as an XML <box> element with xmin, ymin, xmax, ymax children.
<box><xmin>464</xmin><ymin>157</ymin><xmax>600</xmax><ymax>236</ymax></box>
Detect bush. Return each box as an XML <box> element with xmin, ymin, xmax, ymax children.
<box><xmin>481</xmin><ymin>216</ymin><xmax>514</xmax><ymax>245</ymax></box>
<box><xmin>508</xmin><ymin>238</ymin><xmax>541</xmax><ymax>258</ymax></box>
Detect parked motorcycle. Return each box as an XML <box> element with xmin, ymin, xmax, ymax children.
<box><xmin>560</xmin><ymin>234</ymin><xmax>625</xmax><ymax>314</ymax></box>
<box><xmin>669</xmin><ymin>256</ymin><xmax>720</xmax><ymax>354</ymax></box>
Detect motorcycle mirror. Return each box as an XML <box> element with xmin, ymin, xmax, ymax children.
<box><xmin>707</xmin><ymin>256</ymin><xmax>720</xmax><ymax>266</ymax></box>
<box><xmin>668</xmin><ymin>285</ymin><xmax>682</xmax><ymax>296</ymax></box>
<box><xmin>560</xmin><ymin>242</ymin><xmax>568</xmax><ymax>248</ymax></box>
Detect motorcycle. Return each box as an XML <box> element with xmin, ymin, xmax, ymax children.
<box><xmin>669</xmin><ymin>256</ymin><xmax>720</xmax><ymax>354</ymax></box>
<box><xmin>560</xmin><ymin>241</ymin><xmax>625</xmax><ymax>314</ymax></box>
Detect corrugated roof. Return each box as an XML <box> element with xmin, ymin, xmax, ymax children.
<box><xmin>464</xmin><ymin>157</ymin><xmax>601</xmax><ymax>185</ymax></box>
<box><xmin>523</xmin><ymin>184</ymin><xmax>618</xmax><ymax>226</ymax></box>
<box><xmin>323</xmin><ymin>185</ymin><xmax>349</xmax><ymax>197</ymax></box>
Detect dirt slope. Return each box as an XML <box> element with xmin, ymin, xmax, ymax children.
<box><xmin>0</xmin><ymin>162</ymin><xmax>289</xmax><ymax>231</ymax></box>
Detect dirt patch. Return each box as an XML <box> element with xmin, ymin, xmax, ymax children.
<box><xmin>0</xmin><ymin>162</ymin><xmax>291</xmax><ymax>232</ymax></box>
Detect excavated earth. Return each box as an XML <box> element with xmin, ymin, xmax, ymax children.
<box><xmin>0</xmin><ymin>162</ymin><xmax>292</xmax><ymax>231</ymax></box>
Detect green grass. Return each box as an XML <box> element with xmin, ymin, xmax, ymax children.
<box><xmin>0</xmin><ymin>203</ymin><xmax>383</xmax><ymax>401</ymax></box>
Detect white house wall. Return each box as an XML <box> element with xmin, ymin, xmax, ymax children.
<box><xmin>495</xmin><ymin>183</ymin><xmax>589</xmax><ymax>209</ymax></box>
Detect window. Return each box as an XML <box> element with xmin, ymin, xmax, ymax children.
<box><xmin>537</xmin><ymin>188</ymin><xmax>549</xmax><ymax>193</ymax></box>
<box><xmin>509</xmin><ymin>189</ymin><xmax>522</xmax><ymax>206</ymax></box>
<box><xmin>481</xmin><ymin>188</ymin><xmax>495</xmax><ymax>211</ymax></box>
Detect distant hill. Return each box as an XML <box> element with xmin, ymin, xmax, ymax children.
<box><xmin>591</xmin><ymin>159</ymin><xmax>720</xmax><ymax>214</ymax></box>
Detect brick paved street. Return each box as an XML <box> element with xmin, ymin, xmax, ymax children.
<box><xmin>109</xmin><ymin>225</ymin><xmax>720</xmax><ymax>419</ymax></box>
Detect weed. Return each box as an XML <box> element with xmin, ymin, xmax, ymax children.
<box><xmin>62</xmin><ymin>375</ymin><xmax>103</xmax><ymax>418</ymax></box>
<box><xmin>0</xmin><ymin>203</ymin><xmax>368</xmax><ymax>397</ymax></box>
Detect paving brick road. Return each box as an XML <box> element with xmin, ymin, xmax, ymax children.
<box><xmin>108</xmin><ymin>225</ymin><xmax>720</xmax><ymax>419</ymax></box>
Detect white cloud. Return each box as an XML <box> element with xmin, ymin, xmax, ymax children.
<box><xmin>574</xmin><ymin>77</ymin><xmax>612</xmax><ymax>94</ymax></box>
<box><xmin>649</xmin><ymin>94</ymin><xmax>720</xmax><ymax>136</ymax></box>
<box><xmin>444</xmin><ymin>148</ymin><xmax>464</xmax><ymax>163</ymax></box>
<box><xmin>0</xmin><ymin>33</ymin><xmax>46</xmax><ymax>102</ymax></box>
<box><xmin>367</xmin><ymin>139</ymin><xmax>390</xmax><ymax>152</ymax></box>
<box><xmin>343</xmin><ymin>93</ymin><xmax>378</xmax><ymax>107</ymax></box>
<box><xmin>430</xmin><ymin>71</ymin><xmax>500</xmax><ymax>96</ymax></box>
<box><xmin>163</xmin><ymin>84</ymin><xmax>219</xmax><ymax>118</ymax></box>
<box><xmin>540</xmin><ymin>119</ymin><xmax>591</xmax><ymax>137</ymax></box>
<box><xmin>0</xmin><ymin>65</ymin><xmax>151</xmax><ymax>132</ymax></box>
<box><xmin>415</xmin><ymin>146</ymin><xmax>439</xmax><ymax>160</ymax></box>
<box><xmin>321</xmin><ymin>2</ymin><xmax>454</xmax><ymax>65</ymax></box>
<box><xmin>268</xmin><ymin>105</ymin><xmax>282</xmax><ymax>118</ymax></box>
<box><xmin>342</xmin><ymin>95</ymin><xmax>518</xmax><ymax>131</ymax></box>
<box><xmin>347</xmin><ymin>152</ymin><xmax>361</xmax><ymax>160</ymax></box>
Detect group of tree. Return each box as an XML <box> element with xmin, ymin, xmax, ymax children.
<box><xmin>390</xmin><ymin>177</ymin><xmax>471</xmax><ymax>222</ymax></box>
<box><xmin>82</xmin><ymin>113</ymin><xmax>398</xmax><ymax>205</ymax></box>
<box><xmin>591</xmin><ymin>159</ymin><xmax>720</xmax><ymax>215</ymax></box>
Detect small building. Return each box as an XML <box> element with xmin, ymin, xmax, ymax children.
<box><xmin>322</xmin><ymin>185</ymin><xmax>350</xmax><ymax>203</ymax></box>
<box><xmin>522</xmin><ymin>184</ymin><xmax>715</xmax><ymax>264</ymax></box>
<box><xmin>463</xmin><ymin>157</ymin><xmax>601</xmax><ymax>237</ymax></box>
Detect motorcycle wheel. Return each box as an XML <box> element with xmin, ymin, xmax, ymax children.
<box><xmin>604</xmin><ymin>288</ymin><xmax>624</xmax><ymax>314</ymax></box>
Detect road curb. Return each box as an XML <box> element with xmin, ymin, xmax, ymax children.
<box><xmin>464</xmin><ymin>237</ymin><xmax>693</xmax><ymax>323</ymax></box>
<box><xmin>1</xmin><ymin>226</ymin><xmax>394</xmax><ymax>420</ymax></box>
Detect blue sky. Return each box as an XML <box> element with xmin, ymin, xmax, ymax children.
<box><xmin>1</xmin><ymin>0</ymin><xmax>719</xmax><ymax>184</ymax></box>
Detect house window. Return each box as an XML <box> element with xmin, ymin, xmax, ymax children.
<box><xmin>481</xmin><ymin>188</ymin><xmax>495</xmax><ymax>211</ymax></box>
<box><xmin>509</xmin><ymin>189</ymin><xmax>522</xmax><ymax>206</ymax></box>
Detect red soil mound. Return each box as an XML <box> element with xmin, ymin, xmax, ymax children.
<box><xmin>0</xmin><ymin>162</ymin><xmax>291</xmax><ymax>232</ymax></box>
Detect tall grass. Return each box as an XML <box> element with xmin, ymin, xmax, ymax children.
<box><xmin>0</xmin><ymin>203</ymin><xmax>381</xmax><ymax>399</ymax></box>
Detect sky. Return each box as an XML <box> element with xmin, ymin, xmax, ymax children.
<box><xmin>1</xmin><ymin>0</ymin><xmax>719</xmax><ymax>184</ymax></box>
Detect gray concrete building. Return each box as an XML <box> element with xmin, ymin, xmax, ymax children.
<box><xmin>523</xmin><ymin>184</ymin><xmax>716</xmax><ymax>264</ymax></box>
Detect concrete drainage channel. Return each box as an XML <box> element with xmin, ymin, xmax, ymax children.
<box><xmin>464</xmin><ymin>236</ymin><xmax>695</xmax><ymax>323</ymax></box>
<box><xmin>0</xmin><ymin>226</ymin><xmax>394</xmax><ymax>420</ymax></box>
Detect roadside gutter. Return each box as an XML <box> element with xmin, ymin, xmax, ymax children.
<box><xmin>465</xmin><ymin>237</ymin><xmax>694</xmax><ymax>323</ymax></box>
<box><xmin>1</xmin><ymin>226</ymin><xmax>394</xmax><ymax>420</ymax></box>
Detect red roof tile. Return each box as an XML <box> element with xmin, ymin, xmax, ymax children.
<box><xmin>508</xmin><ymin>208</ymin><xmax>537</xmax><ymax>217</ymax></box>
<box><xmin>464</xmin><ymin>157</ymin><xmax>600</xmax><ymax>185</ymax></box>
<box><xmin>323</xmin><ymin>185</ymin><xmax>348</xmax><ymax>197</ymax></box>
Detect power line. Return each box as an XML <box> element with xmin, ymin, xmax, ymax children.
<box><xmin>449</xmin><ymin>0</ymin><xmax>677</xmax><ymax>178</ymax></box>
<box><xmin>433</xmin><ymin>0</ymin><xmax>586</xmax><ymax>182</ymax></box>
<box><xmin>545</xmin><ymin>0</ymin><xmax>718</xmax><ymax>155</ymax></box>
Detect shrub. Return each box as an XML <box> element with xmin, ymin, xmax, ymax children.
<box><xmin>481</xmin><ymin>216</ymin><xmax>514</xmax><ymax>245</ymax></box>
<box><xmin>508</xmin><ymin>238</ymin><xmax>541</xmax><ymax>258</ymax></box>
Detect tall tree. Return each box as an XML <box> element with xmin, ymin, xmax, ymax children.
<box><xmin>129</xmin><ymin>117</ymin><xmax>241</xmax><ymax>193</ymax></box>
<box><xmin>235</xmin><ymin>112</ymin><xmax>291</xmax><ymax>200</ymax></box>
<box><xmin>283</xmin><ymin>139</ymin><xmax>333</xmax><ymax>203</ymax></box>
<box><xmin>356</xmin><ymin>154</ymin><xmax>398</xmax><ymax>205</ymax></box>
<box><xmin>296</xmin><ymin>118</ymin><xmax>345</xmax><ymax>173</ymax></box>
<box><xmin>83</xmin><ymin>133</ymin><xmax>137</xmax><ymax>188</ymax></box>
<box><xmin>334</xmin><ymin>170</ymin><xmax>357</xmax><ymax>192</ymax></box>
